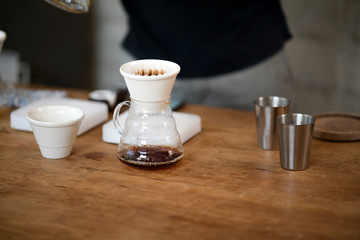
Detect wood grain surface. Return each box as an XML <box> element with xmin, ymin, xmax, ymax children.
<box><xmin>0</xmin><ymin>88</ymin><xmax>360</xmax><ymax>240</ymax></box>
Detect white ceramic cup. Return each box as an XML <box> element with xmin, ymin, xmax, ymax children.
<box><xmin>26</xmin><ymin>105</ymin><xmax>84</xmax><ymax>159</ymax></box>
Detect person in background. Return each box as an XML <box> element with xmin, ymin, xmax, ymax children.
<box><xmin>119</xmin><ymin>0</ymin><xmax>293</xmax><ymax>110</ymax></box>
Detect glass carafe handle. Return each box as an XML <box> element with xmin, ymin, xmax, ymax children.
<box><xmin>113</xmin><ymin>101</ymin><xmax>131</xmax><ymax>134</ymax></box>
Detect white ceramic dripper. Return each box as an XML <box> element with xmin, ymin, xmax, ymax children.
<box><xmin>27</xmin><ymin>105</ymin><xmax>85</xmax><ymax>159</ymax></box>
<box><xmin>120</xmin><ymin>59</ymin><xmax>180</xmax><ymax>103</ymax></box>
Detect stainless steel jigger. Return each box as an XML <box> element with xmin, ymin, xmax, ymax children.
<box><xmin>254</xmin><ymin>96</ymin><xmax>290</xmax><ymax>150</ymax></box>
<box><xmin>277</xmin><ymin>113</ymin><xmax>315</xmax><ymax>171</ymax></box>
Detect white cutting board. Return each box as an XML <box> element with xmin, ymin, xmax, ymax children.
<box><xmin>102</xmin><ymin>111</ymin><xmax>201</xmax><ymax>144</ymax></box>
<box><xmin>10</xmin><ymin>97</ymin><xmax>108</xmax><ymax>135</ymax></box>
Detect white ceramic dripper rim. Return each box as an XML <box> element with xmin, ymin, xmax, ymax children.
<box><xmin>119</xmin><ymin>59</ymin><xmax>180</xmax><ymax>102</ymax></box>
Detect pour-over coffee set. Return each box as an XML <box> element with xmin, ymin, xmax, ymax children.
<box><xmin>3</xmin><ymin>1</ymin><xmax>315</xmax><ymax>170</ymax></box>
<box><xmin>24</xmin><ymin>58</ymin><xmax>315</xmax><ymax>171</ymax></box>
<box><xmin>26</xmin><ymin>59</ymin><xmax>186</xmax><ymax>167</ymax></box>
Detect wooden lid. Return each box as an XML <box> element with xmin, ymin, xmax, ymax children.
<box><xmin>312</xmin><ymin>112</ymin><xmax>360</xmax><ymax>141</ymax></box>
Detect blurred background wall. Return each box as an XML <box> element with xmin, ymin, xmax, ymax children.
<box><xmin>0</xmin><ymin>0</ymin><xmax>94</xmax><ymax>89</ymax></box>
<box><xmin>93</xmin><ymin>0</ymin><xmax>360</xmax><ymax>114</ymax></box>
<box><xmin>282</xmin><ymin>0</ymin><xmax>360</xmax><ymax>114</ymax></box>
<box><xmin>1</xmin><ymin>0</ymin><xmax>359</xmax><ymax>114</ymax></box>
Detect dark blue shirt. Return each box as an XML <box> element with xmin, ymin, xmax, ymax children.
<box><xmin>120</xmin><ymin>0</ymin><xmax>291</xmax><ymax>78</ymax></box>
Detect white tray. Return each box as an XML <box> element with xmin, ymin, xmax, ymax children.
<box><xmin>10</xmin><ymin>97</ymin><xmax>108</xmax><ymax>135</ymax></box>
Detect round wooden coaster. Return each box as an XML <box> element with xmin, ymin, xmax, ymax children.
<box><xmin>312</xmin><ymin>112</ymin><xmax>360</xmax><ymax>141</ymax></box>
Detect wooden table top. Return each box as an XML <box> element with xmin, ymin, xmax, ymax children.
<box><xmin>0</xmin><ymin>88</ymin><xmax>359</xmax><ymax>240</ymax></box>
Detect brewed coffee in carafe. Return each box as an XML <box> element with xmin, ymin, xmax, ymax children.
<box><xmin>113</xmin><ymin>59</ymin><xmax>183</xmax><ymax>167</ymax></box>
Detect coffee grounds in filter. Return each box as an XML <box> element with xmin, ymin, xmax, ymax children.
<box><xmin>134</xmin><ymin>68</ymin><xmax>166</xmax><ymax>76</ymax></box>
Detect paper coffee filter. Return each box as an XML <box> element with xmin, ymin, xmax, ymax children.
<box><xmin>120</xmin><ymin>59</ymin><xmax>181</xmax><ymax>102</ymax></box>
<box><xmin>121</xmin><ymin>60</ymin><xmax>180</xmax><ymax>78</ymax></box>
<box><xmin>132</xmin><ymin>62</ymin><xmax>166</xmax><ymax>76</ymax></box>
